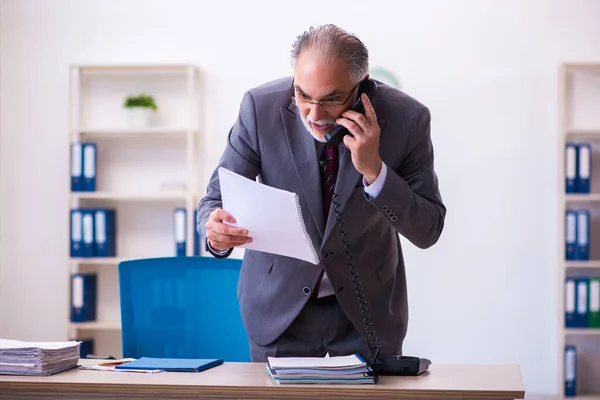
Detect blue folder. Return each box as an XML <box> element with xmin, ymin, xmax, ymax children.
<box><xmin>575</xmin><ymin>209</ymin><xmax>590</xmax><ymax>261</ymax></box>
<box><xmin>577</xmin><ymin>143</ymin><xmax>591</xmax><ymax>194</ymax></box>
<box><xmin>71</xmin><ymin>143</ymin><xmax>83</xmax><ymax>192</ymax></box>
<box><xmin>565</xmin><ymin>143</ymin><xmax>578</xmax><ymax>193</ymax></box>
<box><xmin>70</xmin><ymin>273</ymin><xmax>97</xmax><ymax>322</ymax></box>
<box><xmin>173</xmin><ymin>208</ymin><xmax>186</xmax><ymax>257</ymax></box>
<box><xmin>565</xmin><ymin>345</ymin><xmax>577</xmax><ymax>397</ymax></box>
<box><xmin>565</xmin><ymin>210</ymin><xmax>577</xmax><ymax>261</ymax></box>
<box><xmin>94</xmin><ymin>208</ymin><xmax>116</xmax><ymax>257</ymax></box>
<box><xmin>565</xmin><ymin>277</ymin><xmax>576</xmax><ymax>328</ymax></box>
<box><xmin>115</xmin><ymin>357</ymin><xmax>223</xmax><ymax>372</ymax></box>
<box><xmin>82</xmin><ymin>142</ymin><xmax>97</xmax><ymax>192</ymax></box>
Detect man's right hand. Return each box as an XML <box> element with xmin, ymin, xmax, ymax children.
<box><xmin>205</xmin><ymin>208</ymin><xmax>252</xmax><ymax>251</ymax></box>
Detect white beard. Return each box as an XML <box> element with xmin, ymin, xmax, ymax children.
<box><xmin>300</xmin><ymin>115</ymin><xmax>337</xmax><ymax>143</ymax></box>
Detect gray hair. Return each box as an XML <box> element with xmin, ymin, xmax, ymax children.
<box><xmin>290</xmin><ymin>24</ymin><xmax>369</xmax><ymax>84</ymax></box>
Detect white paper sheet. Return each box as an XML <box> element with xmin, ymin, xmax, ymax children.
<box><xmin>218</xmin><ymin>167</ymin><xmax>319</xmax><ymax>264</ymax></box>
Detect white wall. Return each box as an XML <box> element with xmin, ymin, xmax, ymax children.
<box><xmin>2</xmin><ymin>0</ymin><xmax>600</xmax><ymax>395</ymax></box>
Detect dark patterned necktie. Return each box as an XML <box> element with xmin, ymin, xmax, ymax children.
<box><xmin>320</xmin><ymin>144</ymin><xmax>339</xmax><ymax>219</ymax></box>
<box><xmin>312</xmin><ymin>144</ymin><xmax>338</xmax><ymax>299</ymax></box>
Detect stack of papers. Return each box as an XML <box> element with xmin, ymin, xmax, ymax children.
<box><xmin>0</xmin><ymin>338</ymin><xmax>80</xmax><ymax>376</ymax></box>
<box><xmin>266</xmin><ymin>354</ymin><xmax>375</xmax><ymax>384</ymax></box>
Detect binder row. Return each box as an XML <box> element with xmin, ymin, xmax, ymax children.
<box><xmin>565</xmin><ymin>142</ymin><xmax>591</xmax><ymax>194</ymax></box>
<box><xmin>564</xmin><ymin>345</ymin><xmax>577</xmax><ymax>397</ymax></box>
<box><xmin>71</xmin><ymin>142</ymin><xmax>97</xmax><ymax>192</ymax></box>
<box><xmin>565</xmin><ymin>209</ymin><xmax>590</xmax><ymax>261</ymax></box>
<box><xmin>70</xmin><ymin>209</ymin><xmax>116</xmax><ymax>258</ymax></box>
<box><xmin>565</xmin><ymin>276</ymin><xmax>600</xmax><ymax>328</ymax></box>
<box><xmin>71</xmin><ymin>208</ymin><xmax>200</xmax><ymax>259</ymax></box>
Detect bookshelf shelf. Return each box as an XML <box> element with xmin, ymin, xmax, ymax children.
<box><xmin>566</xmin><ymin>261</ymin><xmax>600</xmax><ymax>268</ymax></box>
<box><xmin>566</xmin><ymin>194</ymin><xmax>600</xmax><ymax>203</ymax></box>
<box><xmin>567</xmin><ymin>128</ymin><xmax>600</xmax><ymax>136</ymax></box>
<box><xmin>569</xmin><ymin>396</ymin><xmax>600</xmax><ymax>400</ymax></box>
<box><xmin>69</xmin><ymin>257</ymin><xmax>134</xmax><ymax>266</ymax></box>
<box><xmin>67</xmin><ymin>64</ymin><xmax>202</xmax><ymax>358</ymax></box>
<box><xmin>565</xmin><ymin>329</ymin><xmax>600</xmax><ymax>335</ymax></box>
<box><xmin>70</xmin><ymin>191</ymin><xmax>189</xmax><ymax>202</ymax></box>
<box><xmin>78</xmin><ymin>127</ymin><xmax>192</xmax><ymax>139</ymax></box>
<box><xmin>70</xmin><ymin>322</ymin><xmax>121</xmax><ymax>331</ymax></box>
<box><xmin>559</xmin><ymin>62</ymin><xmax>600</xmax><ymax>399</ymax></box>
<box><xmin>77</xmin><ymin>64</ymin><xmax>191</xmax><ymax>76</ymax></box>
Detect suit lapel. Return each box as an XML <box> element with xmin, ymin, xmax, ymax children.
<box><xmin>280</xmin><ymin>106</ymin><xmax>325</xmax><ymax>240</ymax></box>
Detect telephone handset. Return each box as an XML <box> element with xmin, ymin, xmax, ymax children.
<box><xmin>321</xmin><ymin>77</ymin><xmax>431</xmax><ymax>379</ymax></box>
<box><xmin>324</xmin><ymin>78</ymin><xmax>378</xmax><ymax>147</ymax></box>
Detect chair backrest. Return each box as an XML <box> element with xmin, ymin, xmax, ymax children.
<box><xmin>118</xmin><ymin>256</ymin><xmax>250</xmax><ymax>362</ymax></box>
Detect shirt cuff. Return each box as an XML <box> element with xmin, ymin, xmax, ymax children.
<box><xmin>206</xmin><ymin>237</ymin><xmax>231</xmax><ymax>256</ymax></box>
<box><xmin>363</xmin><ymin>163</ymin><xmax>387</xmax><ymax>199</ymax></box>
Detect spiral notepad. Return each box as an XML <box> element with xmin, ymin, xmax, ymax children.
<box><xmin>217</xmin><ymin>167</ymin><xmax>320</xmax><ymax>265</ymax></box>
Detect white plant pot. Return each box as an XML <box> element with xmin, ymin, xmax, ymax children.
<box><xmin>127</xmin><ymin>107</ymin><xmax>153</xmax><ymax>129</ymax></box>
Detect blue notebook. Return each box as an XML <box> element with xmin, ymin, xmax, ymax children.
<box><xmin>114</xmin><ymin>357</ymin><xmax>223</xmax><ymax>372</ymax></box>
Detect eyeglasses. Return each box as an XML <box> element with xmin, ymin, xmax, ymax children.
<box><xmin>290</xmin><ymin>79</ymin><xmax>359</xmax><ymax>109</ymax></box>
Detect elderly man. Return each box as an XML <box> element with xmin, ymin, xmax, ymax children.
<box><xmin>197</xmin><ymin>24</ymin><xmax>446</xmax><ymax>363</ymax></box>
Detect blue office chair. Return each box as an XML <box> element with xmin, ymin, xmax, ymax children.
<box><xmin>118</xmin><ymin>256</ymin><xmax>250</xmax><ymax>362</ymax></box>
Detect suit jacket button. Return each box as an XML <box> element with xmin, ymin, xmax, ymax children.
<box><xmin>322</xmin><ymin>252</ymin><xmax>332</xmax><ymax>260</ymax></box>
<box><xmin>382</xmin><ymin>205</ymin><xmax>389</xmax><ymax>211</ymax></box>
<box><xmin>303</xmin><ymin>286</ymin><xmax>312</xmax><ymax>296</ymax></box>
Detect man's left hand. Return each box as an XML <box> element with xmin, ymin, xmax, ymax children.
<box><xmin>335</xmin><ymin>93</ymin><xmax>382</xmax><ymax>185</ymax></box>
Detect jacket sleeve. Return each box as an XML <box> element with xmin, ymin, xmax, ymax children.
<box><xmin>196</xmin><ymin>91</ymin><xmax>262</xmax><ymax>256</ymax></box>
<box><xmin>365</xmin><ymin>106</ymin><xmax>446</xmax><ymax>249</ymax></box>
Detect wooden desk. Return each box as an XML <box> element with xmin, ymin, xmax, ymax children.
<box><xmin>0</xmin><ymin>359</ymin><xmax>525</xmax><ymax>400</ymax></box>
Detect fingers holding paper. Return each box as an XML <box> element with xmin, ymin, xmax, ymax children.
<box><xmin>206</xmin><ymin>208</ymin><xmax>252</xmax><ymax>251</ymax></box>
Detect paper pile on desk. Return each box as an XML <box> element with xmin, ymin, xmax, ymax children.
<box><xmin>0</xmin><ymin>338</ymin><xmax>80</xmax><ymax>376</ymax></box>
<box><xmin>266</xmin><ymin>354</ymin><xmax>375</xmax><ymax>384</ymax></box>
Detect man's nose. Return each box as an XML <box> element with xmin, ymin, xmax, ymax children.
<box><xmin>309</xmin><ymin>103</ymin><xmax>328</xmax><ymax>122</ymax></box>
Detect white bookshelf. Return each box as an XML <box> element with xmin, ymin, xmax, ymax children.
<box><xmin>558</xmin><ymin>63</ymin><xmax>600</xmax><ymax>399</ymax></box>
<box><xmin>67</xmin><ymin>64</ymin><xmax>201</xmax><ymax>358</ymax></box>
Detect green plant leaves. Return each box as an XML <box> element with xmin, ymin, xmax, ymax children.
<box><xmin>123</xmin><ymin>93</ymin><xmax>158</xmax><ymax>111</ymax></box>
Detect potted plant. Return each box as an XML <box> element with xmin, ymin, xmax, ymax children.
<box><xmin>123</xmin><ymin>93</ymin><xmax>158</xmax><ymax>128</ymax></box>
